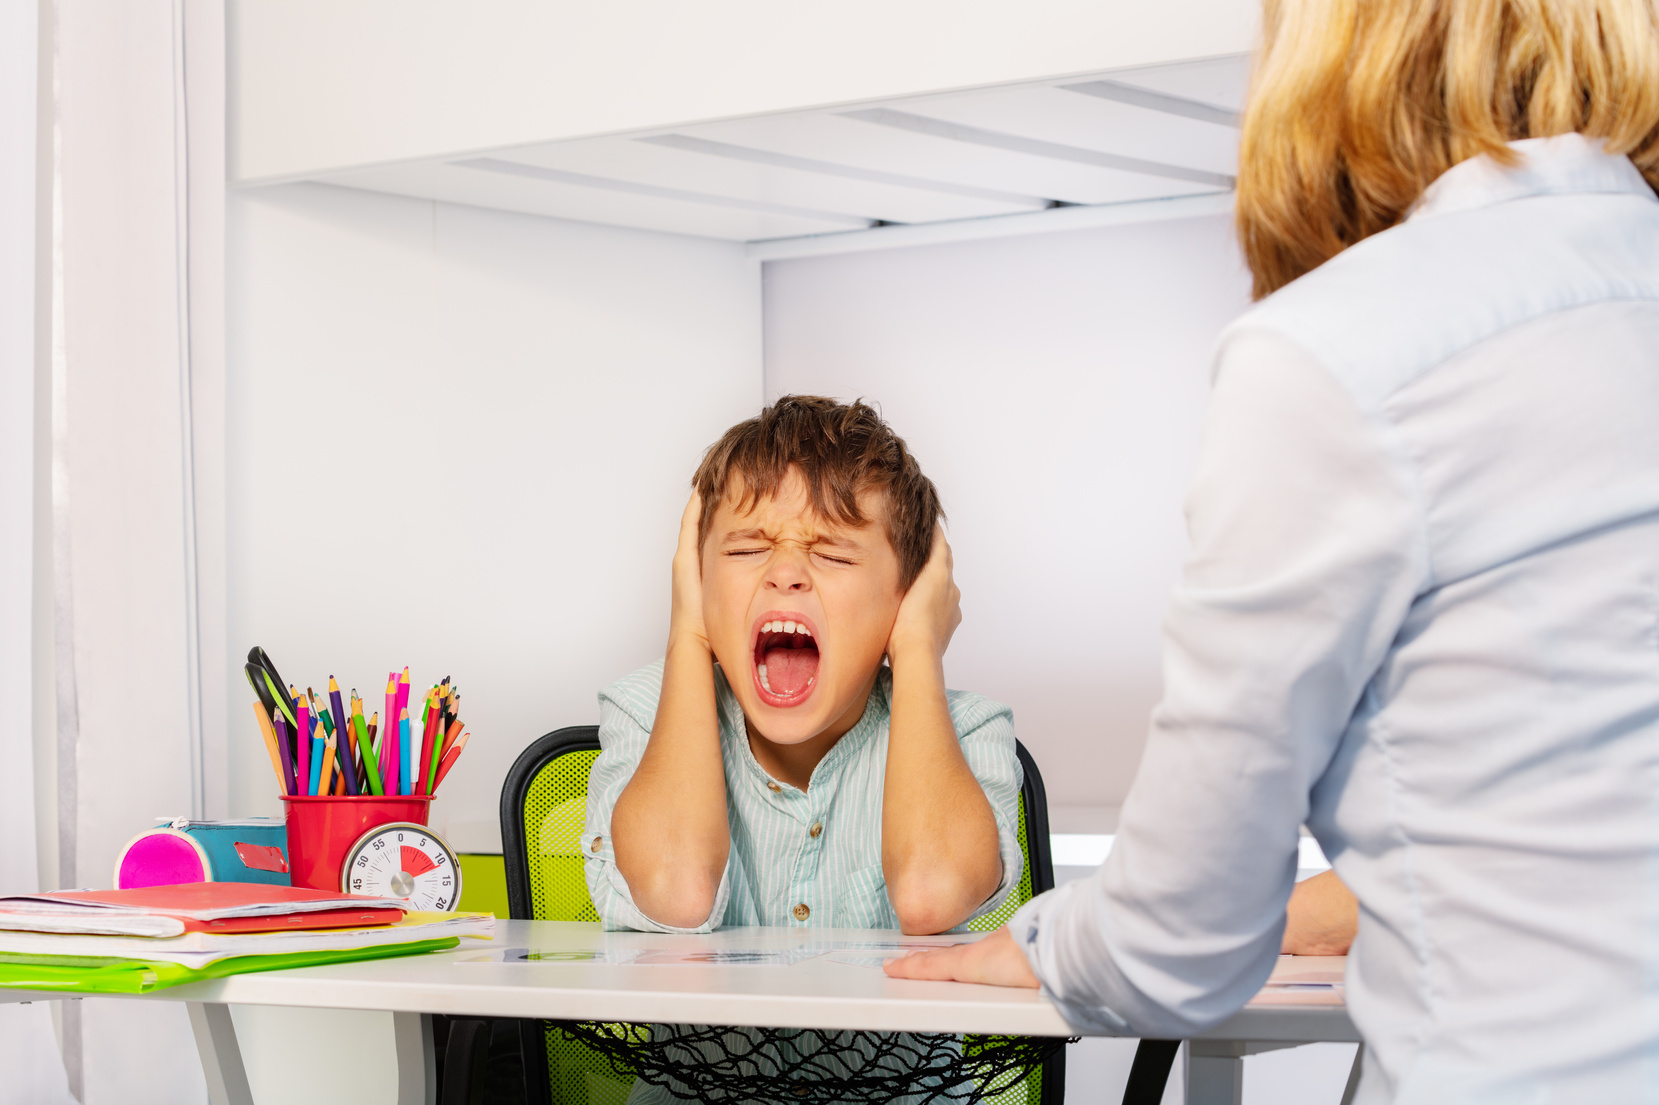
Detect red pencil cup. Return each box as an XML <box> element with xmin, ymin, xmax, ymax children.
<box><xmin>281</xmin><ymin>795</ymin><xmax>434</xmax><ymax>892</ymax></box>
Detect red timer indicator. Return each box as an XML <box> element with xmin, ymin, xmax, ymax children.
<box><xmin>341</xmin><ymin>822</ymin><xmax>462</xmax><ymax>910</ymax></box>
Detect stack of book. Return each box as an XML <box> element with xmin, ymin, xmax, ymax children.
<box><xmin>0</xmin><ymin>883</ymin><xmax>493</xmax><ymax>993</ymax></box>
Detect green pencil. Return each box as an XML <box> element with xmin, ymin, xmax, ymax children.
<box><xmin>352</xmin><ymin>693</ymin><xmax>384</xmax><ymax>797</ymax></box>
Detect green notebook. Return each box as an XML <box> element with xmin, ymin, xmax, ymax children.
<box><xmin>0</xmin><ymin>937</ymin><xmax>460</xmax><ymax>994</ymax></box>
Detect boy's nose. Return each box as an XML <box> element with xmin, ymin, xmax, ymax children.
<box><xmin>763</xmin><ymin>548</ymin><xmax>813</xmax><ymax>592</ymax></box>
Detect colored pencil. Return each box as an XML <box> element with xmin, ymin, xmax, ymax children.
<box><xmin>431</xmin><ymin>731</ymin><xmax>470</xmax><ymax>793</ymax></box>
<box><xmin>419</xmin><ymin>689</ymin><xmax>442</xmax><ymax>795</ymax></box>
<box><xmin>253</xmin><ymin>700</ymin><xmax>294</xmax><ymax>795</ymax></box>
<box><xmin>394</xmin><ymin>668</ymin><xmax>411</xmax><ymax>791</ymax></box>
<box><xmin>273</xmin><ymin>711</ymin><xmax>294</xmax><ymax>797</ymax></box>
<box><xmin>308</xmin><ymin>706</ymin><xmax>325</xmax><ymax>797</ymax></box>
<box><xmin>352</xmin><ymin>693</ymin><xmax>383</xmax><ymax>796</ymax></box>
<box><xmin>382</xmin><ymin>673</ymin><xmax>398</xmax><ymax>799</ymax></box>
<box><xmin>253</xmin><ymin>702</ymin><xmax>288</xmax><ymax>796</ymax></box>
<box><xmin>318</xmin><ymin>730</ymin><xmax>336</xmax><ymax>796</ymax></box>
<box><xmin>438</xmin><ymin>717</ymin><xmax>463</xmax><ymax>761</ymax></box>
<box><xmin>398</xmin><ymin>707</ymin><xmax>413</xmax><ymax>796</ymax></box>
<box><xmin>329</xmin><ymin>677</ymin><xmax>359</xmax><ymax>795</ymax></box>
<box><xmin>295</xmin><ymin>695</ymin><xmax>312</xmax><ymax>797</ymax></box>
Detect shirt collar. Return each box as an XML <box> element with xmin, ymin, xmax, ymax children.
<box><xmin>720</xmin><ymin>665</ymin><xmax>890</xmax><ymax>793</ymax></box>
<box><xmin>1407</xmin><ymin>133</ymin><xmax>1655</xmax><ymax>222</ymax></box>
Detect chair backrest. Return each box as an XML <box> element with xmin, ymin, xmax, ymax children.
<box><xmin>501</xmin><ymin>726</ymin><xmax>603</xmax><ymax>923</ymax></box>
<box><xmin>499</xmin><ymin>726</ymin><xmax>1063</xmax><ymax>1104</ymax></box>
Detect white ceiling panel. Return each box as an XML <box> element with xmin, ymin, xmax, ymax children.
<box><xmin>891</xmin><ymin>86</ymin><xmax>1239</xmax><ymax>178</ymax></box>
<box><xmin>500</xmin><ymin>135</ymin><xmax>1032</xmax><ymax>225</ymax></box>
<box><xmin>318</xmin><ymin>161</ymin><xmax>859</xmax><ymax>241</ymax></box>
<box><xmin>677</xmin><ymin>112</ymin><xmax>1201</xmax><ymax>207</ymax></box>
<box><xmin>837</xmin><ymin>108</ymin><xmax>1226</xmax><ymax>204</ymax></box>
<box><xmin>1107</xmin><ymin>54</ymin><xmax>1251</xmax><ymax>114</ymax></box>
<box><xmin>274</xmin><ymin>54</ymin><xmax>1253</xmax><ymax>244</ymax></box>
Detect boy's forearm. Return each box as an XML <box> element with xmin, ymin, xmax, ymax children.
<box><xmin>612</xmin><ymin>634</ymin><xmax>731</xmax><ymax>928</ymax></box>
<box><xmin>882</xmin><ymin>648</ymin><xmax>1002</xmax><ymax>934</ymax></box>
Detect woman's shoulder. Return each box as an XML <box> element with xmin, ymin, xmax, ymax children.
<box><xmin>1222</xmin><ymin>186</ymin><xmax>1659</xmax><ymax>408</ymax></box>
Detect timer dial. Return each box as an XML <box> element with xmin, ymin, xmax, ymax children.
<box><xmin>341</xmin><ymin>822</ymin><xmax>462</xmax><ymax>911</ymax></box>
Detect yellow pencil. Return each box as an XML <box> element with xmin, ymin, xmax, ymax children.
<box><xmin>252</xmin><ymin>701</ymin><xmax>288</xmax><ymax>796</ymax></box>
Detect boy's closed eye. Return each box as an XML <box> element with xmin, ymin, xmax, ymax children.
<box><xmin>718</xmin><ymin>531</ymin><xmax>867</xmax><ymax>568</ymax></box>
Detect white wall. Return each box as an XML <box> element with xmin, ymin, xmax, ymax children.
<box><xmin>226</xmin><ymin>182</ymin><xmax>763</xmax><ymax>846</ymax></box>
<box><xmin>763</xmin><ymin>214</ymin><xmax>1252</xmax><ymax>828</ymax></box>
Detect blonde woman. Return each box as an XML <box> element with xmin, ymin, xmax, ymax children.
<box><xmin>890</xmin><ymin>0</ymin><xmax>1659</xmax><ymax>1099</ymax></box>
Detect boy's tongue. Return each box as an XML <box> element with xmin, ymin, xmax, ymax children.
<box><xmin>762</xmin><ymin>645</ymin><xmax>819</xmax><ymax>697</ymax></box>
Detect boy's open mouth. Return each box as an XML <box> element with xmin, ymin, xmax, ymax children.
<box><xmin>752</xmin><ymin>613</ymin><xmax>820</xmax><ymax>707</ymax></box>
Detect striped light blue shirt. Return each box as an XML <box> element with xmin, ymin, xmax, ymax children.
<box><xmin>583</xmin><ymin>660</ymin><xmax>1023</xmax><ymax>933</ymax></box>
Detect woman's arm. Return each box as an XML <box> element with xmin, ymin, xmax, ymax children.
<box><xmin>611</xmin><ymin>495</ymin><xmax>731</xmax><ymax>929</ymax></box>
<box><xmin>883</xmin><ymin>527</ymin><xmax>1002</xmax><ymax>935</ymax></box>
<box><xmin>890</xmin><ymin>331</ymin><xmax>1424</xmax><ymax>1032</ymax></box>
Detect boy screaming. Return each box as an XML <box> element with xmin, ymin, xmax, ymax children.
<box><xmin>584</xmin><ymin>395</ymin><xmax>1023</xmax><ymax>937</ymax></box>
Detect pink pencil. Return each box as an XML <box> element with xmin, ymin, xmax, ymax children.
<box><xmin>393</xmin><ymin>667</ymin><xmax>411</xmax><ymax>794</ymax></box>
<box><xmin>381</xmin><ymin>672</ymin><xmax>398</xmax><ymax>794</ymax></box>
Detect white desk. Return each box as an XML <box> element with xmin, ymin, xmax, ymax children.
<box><xmin>0</xmin><ymin>921</ymin><xmax>1356</xmax><ymax>1105</ymax></box>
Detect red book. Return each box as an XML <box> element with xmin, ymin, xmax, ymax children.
<box><xmin>0</xmin><ymin>883</ymin><xmax>410</xmax><ymax>939</ymax></box>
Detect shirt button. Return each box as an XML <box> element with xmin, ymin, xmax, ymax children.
<box><xmin>589</xmin><ymin>836</ymin><xmax>602</xmax><ymax>853</ymax></box>
<box><xmin>793</xmin><ymin>903</ymin><xmax>810</xmax><ymax>922</ymax></box>
<box><xmin>809</xmin><ymin>822</ymin><xmax>822</xmax><ymax>839</ymax></box>
<box><xmin>767</xmin><ymin>782</ymin><xmax>781</xmax><ymax>793</ymax></box>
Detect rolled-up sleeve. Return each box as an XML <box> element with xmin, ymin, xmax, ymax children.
<box><xmin>948</xmin><ymin>693</ymin><xmax>1026</xmax><ymax>927</ymax></box>
<box><xmin>583</xmin><ymin>678</ymin><xmax>733</xmax><ymax>933</ymax></box>
<box><xmin>1009</xmin><ymin>329</ymin><xmax>1429</xmax><ymax>1036</ymax></box>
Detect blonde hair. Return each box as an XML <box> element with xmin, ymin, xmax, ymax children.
<box><xmin>1236</xmin><ymin>0</ymin><xmax>1659</xmax><ymax>299</ymax></box>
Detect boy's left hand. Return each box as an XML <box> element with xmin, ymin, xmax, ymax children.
<box><xmin>888</xmin><ymin>525</ymin><xmax>962</xmax><ymax>666</ymax></box>
<box><xmin>882</xmin><ymin>927</ymin><xmax>1040</xmax><ymax>988</ymax></box>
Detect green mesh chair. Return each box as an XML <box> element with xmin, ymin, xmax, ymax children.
<box><xmin>500</xmin><ymin>725</ymin><xmax>1065</xmax><ymax>1105</ymax></box>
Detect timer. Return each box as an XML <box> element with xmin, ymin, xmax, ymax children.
<box><xmin>341</xmin><ymin>822</ymin><xmax>462</xmax><ymax>911</ymax></box>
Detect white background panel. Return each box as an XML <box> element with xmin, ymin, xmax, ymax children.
<box><xmin>897</xmin><ymin>86</ymin><xmax>1240</xmax><ymax>176</ymax></box>
<box><xmin>505</xmin><ymin>137</ymin><xmax>1029</xmax><ymax>224</ymax></box>
<box><xmin>318</xmin><ymin>161</ymin><xmax>858</xmax><ymax>241</ymax></box>
<box><xmin>763</xmin><ymin>213</ymin><xmax>1253</xmax><ymax>812</ymax></box>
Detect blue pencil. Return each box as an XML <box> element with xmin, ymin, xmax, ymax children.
<box><xmin>399</xmin><ymin>708</ymin><xmax>413</xmax><ymax>795</ymax></box>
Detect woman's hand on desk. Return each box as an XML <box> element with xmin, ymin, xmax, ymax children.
<box><xmin>882</xmin><ymin>927</ymin><xmax>1039</xmax><ymax>988</ymax></box>
<box><xmin>1282</xmin><ymin>869</ymin><xmax>1357</xmax><ymax>956</ymax></box>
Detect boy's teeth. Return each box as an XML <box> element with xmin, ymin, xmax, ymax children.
<box><xmin>758</xmin><ymin>619</ymin><xmax>812</xmax><ymax>637</ymax></box>
<box><xmin>758</xmin><ymin>665</ymin><xmax>772</xmax><ymax>692</ymax></box>
<box><xmin>783</xmin><ymin>620</ymin><xmax>797</xmax><ymax>634</ymax></box>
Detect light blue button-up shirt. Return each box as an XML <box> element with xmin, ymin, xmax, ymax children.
<box><xmin>584</xmin><ymin>660</ymin><xmax>1024</xmax><ymax>933</ymax></box>
<box><xmin>1013</xmin><ymin>135</ymin><xmax>1659</xmax><ymax>1104</ymax></box>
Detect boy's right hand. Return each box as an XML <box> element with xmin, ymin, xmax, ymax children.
<box><xmin>669</xmin><ymin>492</ymin><xmax>711</xmax><ymax>651</ymax></box>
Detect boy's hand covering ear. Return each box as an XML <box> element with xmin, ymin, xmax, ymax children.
<box><xmin>670</xmin><ymin>492</ymin><xmax>710</xmax><ymax>650</ymax></box>
<box><xmin>882</xmin><ymin>927</ymin><xmax>1040</xmax><ymax>988</ymax></box>
<box><xmin>887</xmin><ymin>525</ymin><xmax>962</xmax><ymax>666</ymax></box>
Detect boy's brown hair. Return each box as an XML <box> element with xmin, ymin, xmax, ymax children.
<box><xmin>693</xmin><ymin>395</ymin><xmax>943</xmax><ymax>589</ymax></box>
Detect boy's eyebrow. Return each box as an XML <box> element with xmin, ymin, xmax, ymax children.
<box><xmin>720</xmin><ymin>527</ymin><xmax>868</xmax><ymax>551</ymax></box>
